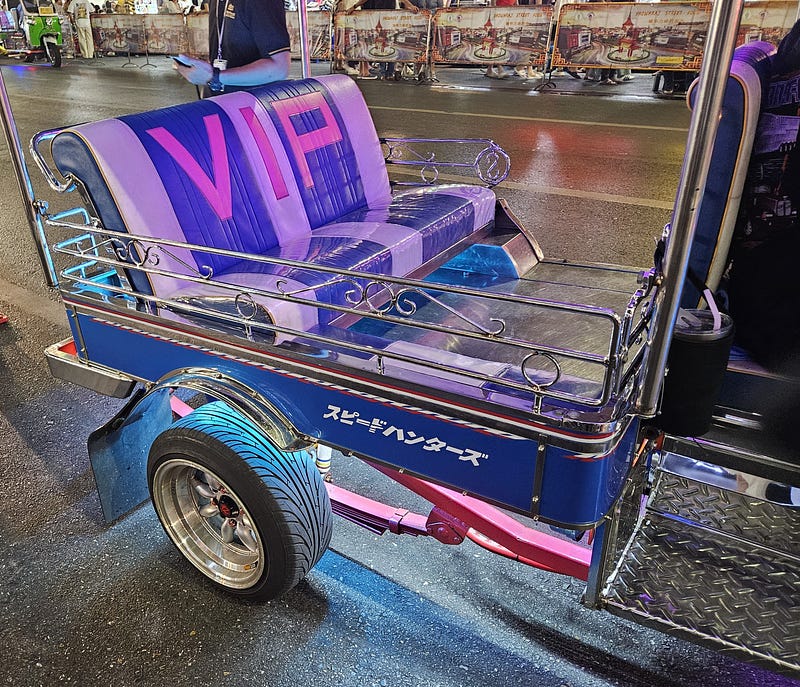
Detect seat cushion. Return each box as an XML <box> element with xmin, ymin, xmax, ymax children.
<box><xmin>165</xmin><ymin>183</ymin><xmax>497</xmax><ymax>336</ymax></box>
<box><xmin>335</xmin><ymin>183</ymin><xmax>497</xmax><ymax>262</ymax></box>
<box><xmin>51</xmin><ymin>74</ymin><xmax>392</xmax><ymax>295</ymax></box>
<box><xmin>682</xmin><ymin>42</ymin><xmax>773</xmax><ymax>308</ymax></box>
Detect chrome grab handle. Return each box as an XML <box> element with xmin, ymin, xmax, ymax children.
<box><xmin>30</xmin><ymin>128</ymin><xmax>74</xmax><ymax>194</ymax></box>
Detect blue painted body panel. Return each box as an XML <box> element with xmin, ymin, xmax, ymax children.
<box><xmin>539</xmin><ymin>417</ymin><xmax>639</xmax><ymax>526</ymax></box>
<box><xmin>68</xmin><ymin>307</ymin><xmax>636</xmax><ymax>526</ymax></box>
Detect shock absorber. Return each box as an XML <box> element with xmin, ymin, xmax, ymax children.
<box><xmin>315</xmin><ymin>443</ymin><xmax>332</xmax><ymax>481</ymax></box>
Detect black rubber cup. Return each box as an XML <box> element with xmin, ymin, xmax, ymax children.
<box><xmin>656</xmin><ymin>309</ymin><xmax>735</xmax><ymax>437</ymax></box>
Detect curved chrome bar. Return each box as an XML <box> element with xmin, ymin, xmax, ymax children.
<box><xmin>382</xmin><ymin>137</ymin><xmax>511</xmax><ymax>187</ymax></box>
<box><xmin>30</xmin><ymin>128</ymin><xmax>75</xmax><ymax>193</ymax></box>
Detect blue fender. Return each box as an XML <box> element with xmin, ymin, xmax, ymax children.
<box><xmin>87</xmin><ymin>367</ymin><xmax>309</xmax><ymax>522</ymax></box>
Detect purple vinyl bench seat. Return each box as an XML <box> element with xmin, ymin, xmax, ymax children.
<box><xmin>50</xmin><ymin>75</ymin><xmax>496</xmax><ymax>336</ymax></box>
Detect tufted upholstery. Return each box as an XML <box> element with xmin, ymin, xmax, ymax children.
<box><xmin>51</xmin><ymin>75</ymin><xmax>496</xmax><ymax>334</ymax></box>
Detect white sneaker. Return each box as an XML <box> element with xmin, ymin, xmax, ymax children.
<box><xmin>344</xmin><ymin>65</ymin><xmax>359</xmax><ymax>76</ymax></box>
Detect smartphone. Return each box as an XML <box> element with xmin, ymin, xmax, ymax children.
<box><xmin>171</xmin><ymin>55</ymin><xmax>192</xmax><ymax>68</ymax></box>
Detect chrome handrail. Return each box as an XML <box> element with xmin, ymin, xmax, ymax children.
<box><xmin>50</xmin><ymin>219</ymin><xmax>653</xmax><ymax>411</ymax></box>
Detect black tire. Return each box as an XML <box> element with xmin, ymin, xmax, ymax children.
<box><xmin>24</xmin><ymin>53</ymin><xmax>35</xmax><ymax>63</ymax></box>
<box><xmin>147</xmin><ymin>401</ymin><xmax>332</xmax><ymax>601</ymax></box>
<box><xmin>43</xmin><ymin>40</ymin><xmax>61</xmax><ymax>68</ymax></box>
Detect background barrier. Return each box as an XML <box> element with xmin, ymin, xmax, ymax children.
<box><xmin>334</xmin><ymin>9</ymin><xmax>430</xmax><ymax>64</ymax></box>
<box><xmin>59</xmin><ymin>3</ymin><xmax>798</xmax><ymax>74</ymax></box>
<box><xmin>553</xmin><ymin>2</ymin><xmax>709</xmax><ymax>72</ymax></box>
<box><xmin>432</xmin><ymin>5</ymin><xmax>551</xmax><ymax>67</ymax></box>
<box><xmin>738</xmin><ymin>0</ymin><xmax>796</xmax><ymax>46</ymax></box>
<box><xmin>288</xmin><ymin>10</ymin><xmax>332</xmax><ymax>59</ymax></box>
<box><xmin>91</xmin><ymin>13</ymin><xmax>186</xmax><ymax>55</ymax></box>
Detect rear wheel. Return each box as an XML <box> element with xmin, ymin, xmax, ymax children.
<box><xmin>147</xmin><ymin>401</ymin><xmax>332</xmax><ymax>600</ymax></box>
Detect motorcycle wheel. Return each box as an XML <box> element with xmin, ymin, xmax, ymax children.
<box><xmin>43</xmin><ymin>40</ymin><xmax>61</xmax><ymax>68</ymax></box>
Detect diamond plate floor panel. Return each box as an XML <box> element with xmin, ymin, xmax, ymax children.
<box><xmin>604</xmin><ymin>512</ymin><xmax>800</xmax><ymax>674</ymax></box>
<box><xmin>649</xmin><ymin>470</ymin><xmax>800</xmax><ymax>558</ymax></box>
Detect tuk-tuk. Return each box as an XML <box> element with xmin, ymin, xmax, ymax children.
<box><xmin>0</xmin><ymin>0</ymin><xmax>796</xmax><ymax>678</ymax></box>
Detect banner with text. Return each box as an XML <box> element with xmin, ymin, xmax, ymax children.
<box><xmin>287</xmin><ymin>10</ymin><xmax>332</xmax><ymax>59</ymax></box>
<box><xmin>432</xmin><ymin>6</ymin><xmax>552</xmax><ymax>67</ymax></box>
<box><xmin>554</xmin><ymin>2</ymin><xmax>711</xmax><ymax>71</ymax></box>
<box><xmin>335</xmin><ymin>10</ymin><xmax>430</xmax><ymax>63</ymax></box>
<box><xmin>737</xmin><ymin>1</ymin><xmax>796</xmax><ymax>47</ymax></box>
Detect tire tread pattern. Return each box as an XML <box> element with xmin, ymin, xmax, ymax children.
<box><xmin>149</xmin><ymin>402</ymin><xmax>332</xmax><ymax>599</ymax></box>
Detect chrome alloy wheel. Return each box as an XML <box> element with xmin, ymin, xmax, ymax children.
<box><xmin>151</xmin><ymin>458</ymin><xmax>265</xmax><ymax>589</ymax></box>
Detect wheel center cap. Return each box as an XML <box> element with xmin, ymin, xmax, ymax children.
<box><xmin>217</xmin><ymin>495</ymin><xmax>240</xmax><ymax>519</ymax></box>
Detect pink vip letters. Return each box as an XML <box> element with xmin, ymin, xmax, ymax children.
<box><xmin>146</xmin><ymin>91</ymin><xmax>343</xmax><ymax>220</ymax></box>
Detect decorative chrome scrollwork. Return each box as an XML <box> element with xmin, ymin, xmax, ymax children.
<box><xmin>278</xmin><ymin>274</ymin><xmax>505</xmax><ymax>337</ymax></box>
<box><xmin>476</xmin><ymin>144</ymin><xmax>511</xmax><ymax>186</ymax></box>
<box><xmin>382</xmin><ymin>138</ymin><xmax>511</xmax><ymax>188</ymax></box>
<box><xmin>383</xmin><ymin>140</ymin><xmax>435</xmax><ymax>164</ymax></box>
<box><xmin>234</xmin><ymin>292</ymin><xmax>259</xmax><ymax>320</ymax></box>
<box><xmin>348</xmin><ymin>280</ymin><xmax>405</xmax><ymax>315</ymax></box>
<box><xmin>521</xmin><ymin>351</ymin><xmax>562</xmax><ymax>390</ymax></box>
<box><xmin>420</xmin><ymin>166</ymin><xmax>440</xmax><ymax>184</ymax></box>
<box><xmin>110</xmin><ymin>238</ymin><xmax>160</xmax><ymax>268</ymax></box>
<box><xmin>350</xmin><ymin>280</ymin><xmax>506</xmax><ymax>336</ymax></box>
<box><xmin>107</xmin><ymin>238</ymin><xmax>214</xmax><ymax>280</ymax></box>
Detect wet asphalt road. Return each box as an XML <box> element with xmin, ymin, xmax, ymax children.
<box><xmin>0</xmin><ymin>57</ymin><xmax>795</xmax><ymax>687</ymax></box>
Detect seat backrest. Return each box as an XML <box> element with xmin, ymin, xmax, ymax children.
<box><xmin>682</xmin><ymin>42</ymin><xmax>775</xmax><ymax>308</ymax></box>
<box><xmin>51</xmin><ymin>74</ymin><xmax>392</xmax><ymax>295</ymax></box>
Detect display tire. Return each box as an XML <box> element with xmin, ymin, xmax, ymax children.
<box><xmin>147</xmin><ymin>401</ymin><xmax>332</xmax><ymax>601</ymax></box>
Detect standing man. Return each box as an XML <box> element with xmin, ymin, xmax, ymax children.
<box><xmin>66</xmin><ymin>0</ymin><xmax>94</xmax><ymax>59</ymax></box>
<box><xmin>174</xmin><ymin>0</ymin><xmax>290</xmax><ymax>96</ymax></box>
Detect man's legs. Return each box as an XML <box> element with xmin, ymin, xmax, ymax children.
<box><xmin>77</xmin><ymin>25</ymin><xmax>94</xmax><ymax>59</ymax></box>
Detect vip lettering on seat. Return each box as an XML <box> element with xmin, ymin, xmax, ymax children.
<box><xmin>147</xmin><ymin>114</ymin><xmax>233</xmax><ymax>220</ymax></box>
<box><xmin>123</xmin><ymin>102</ymin><xmax>281</xmax><ymax>272</ymax></box>
<box><xmin>142</xmin><ymin>94</ymin><xmax>343</xmax><ymax>219</ymax></box>
<box><xmin>239</xmin><ymin>106</ymin><xmax>290</xmax><ymax>200</ymax></box>
<box><xmin>269</xmin><ymin>92</ymin><xmax>343</xmax><ymax>190</ymax></box>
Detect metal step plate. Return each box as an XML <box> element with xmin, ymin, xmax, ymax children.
<box><xmin>602</xmin><ymin>467</ymin><xmax>800</xmax><ymax>676</ymax></box>
<box><xmin>650</xmin><ymin>464</ymin><xmax>800</xmax><ymax>558</ymax></box>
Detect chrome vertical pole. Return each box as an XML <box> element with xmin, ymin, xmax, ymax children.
<box><xmin>0</xmin><ymin>67</ymin><xmax>58</xmax><ymax>288</ymax></box>
<box><xmin>636</xmin><ymin>0</ymin><xmax>744</xmax><ymax>416</ymax></box>
<box><xmin>297</xmin><ymin>0</ymin><xmax>311</xmax><ymax>78</ymax></box>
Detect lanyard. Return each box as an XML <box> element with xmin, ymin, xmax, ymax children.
<box><xmin>215</xmin><ymin>0</ymin><xmax>229</xmax><ymax>61</ymax></box>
